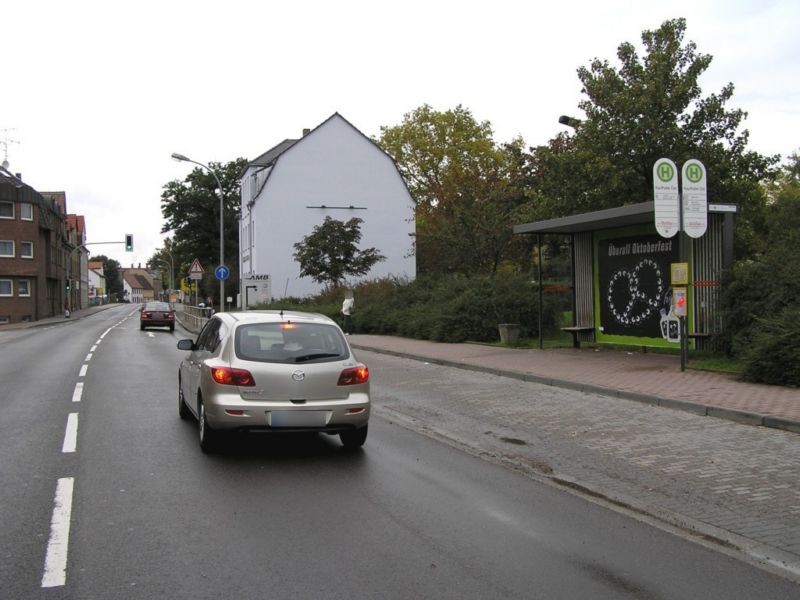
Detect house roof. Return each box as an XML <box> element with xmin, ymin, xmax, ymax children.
<box><xmin>249</xmin><ymin>139</ymin><xmax>299</xmax><ymax>169</ymax></box>
<box><xmin>135</xmin><ymin>274</ymin><xmax>153</xmax><ymax>291</ymax></box>
<box><xmin>123</xmin><ymin>273</ymin><xmax>142</xmax><ymax>289</ymax></box>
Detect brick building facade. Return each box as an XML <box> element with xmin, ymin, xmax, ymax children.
<box><xmin>0</xmin><ymin>167</ymin><xmax>86</xmax><ymax>324</ymax></box>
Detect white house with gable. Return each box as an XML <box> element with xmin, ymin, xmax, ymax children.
<box><xmin>239</xmin><ymin>113</ymin><xmax>416</xmax><ymax>302</ymax></box>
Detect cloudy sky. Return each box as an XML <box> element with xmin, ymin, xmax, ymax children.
<box><xmin>3</xmin><ymin>0</ymin><xmax>798</xmax><ymax>270</ymax></box>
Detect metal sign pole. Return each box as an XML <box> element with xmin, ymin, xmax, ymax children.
<box><xmin>678</xmin><ymin>191</ymin><xmax>688</xmax><ymax>372</ymax></box>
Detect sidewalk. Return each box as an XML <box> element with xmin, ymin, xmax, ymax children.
<box><xmin>0</xmin><ymin>303</ymin><xmax>122</xmax><ymax>332</ymax></box>
<box><xmin>348</xmin><ymin>334</ymin><xmax>800</xmax><ymax>434</ymax></box>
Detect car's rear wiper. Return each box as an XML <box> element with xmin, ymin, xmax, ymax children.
<box><xmin>293</xmin><ymin>353</ymin><xmax>340</xmax><ymax>362</ymax></box>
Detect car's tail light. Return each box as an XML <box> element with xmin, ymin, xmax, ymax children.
<box><xmin>338</xmin><ymin>366</ymin><xmax>369</xmax><ymax>386</ymax></box>
<box><xmin>211</xmin><ymin>366</ymin><xmax>255</xmax><ymax>386</ymax></box>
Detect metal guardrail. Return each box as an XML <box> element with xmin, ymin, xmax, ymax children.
<box><xmin>176</xmin><ymin>303</ymin><xmax>211</xmax><ymax>334</ymax></box>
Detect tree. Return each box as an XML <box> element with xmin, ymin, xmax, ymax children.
<box><xmin>292</xmin><ymin>217</ymin><xmax>385</xmax><ymax>289</ymax></box>
<box><xmin>161</xmin><ymin>158</ymin><xmax>248</xmax><ymax>303</ymax></box>
<box><xmin>90</xmin><ymin>255</ymin><xmax>122</xmax><ymax>300</ymax></box>
<box><xmin>377</xmin><ymin>105</ymin><xmax>536</xmax><ymax>274</ymax></box>
<box><xmin>147</xmin><ymin>241</ymin><xmax>177</xmax><ymax>295</ymax></box>
<box><xmin>721</xmin><ymin>153</ymin><xmax>800</xmax><ymax>357</ymax></box>
<box><xmin>531</xmin><ymin>18</ymin><xmax>778</xmax><ymax>255</ymax></box>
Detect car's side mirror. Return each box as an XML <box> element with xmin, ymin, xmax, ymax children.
<box><xmin>177</xmin><ymin>339</ymin><xmax>195</xmax><ymax>351</ymax></box>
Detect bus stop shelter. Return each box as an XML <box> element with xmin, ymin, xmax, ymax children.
<box><xmin>513</xmin><ymin>201</ymin><xmax>736</xmax><ymax>350</ymax></box>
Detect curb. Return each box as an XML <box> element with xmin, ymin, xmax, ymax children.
<box><xmin>351</xmin><ymin>344</ymin><xmax>800</xmax><ymax>435</ymax></box>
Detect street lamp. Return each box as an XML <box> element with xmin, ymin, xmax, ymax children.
<box><xmin>150</xmin><ymin>259</ymin><xmax>173</xmax><ymax>300</ymax></box>
<box><xmin>558</xmin><ymin>115</ymin><xmax>583</xmax><ymax>129</ymax></box>
<box><xmin>171</xmin><ymin>152</ymin><xmax>226</xmax><ymax>312</ymax></box>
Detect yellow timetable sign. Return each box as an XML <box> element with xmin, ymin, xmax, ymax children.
<box><xmin>671</xmin><ymin>262</ymin><xmax>689</xmax><ymax>285</ymax></box>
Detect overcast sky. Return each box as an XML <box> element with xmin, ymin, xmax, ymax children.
<box><xmin>3</xmin><ymin>0</ymin><xmax>798</xmax><ymax>270</ymax></box>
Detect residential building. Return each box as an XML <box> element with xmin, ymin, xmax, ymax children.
<box><xmin>120</xmin><ymin>266</ymin><xmax>155</xmax><ymax>304</ymax></box>
<box><xmin>239</xmin><ymin>113</ymin><xmax>416</xmax><ymax>302</ymax></box>
<box><xmin>88</xmin><ymin>260</ymin><xmax>106</xmax><ymax>305</ymax></box>
<box><xmin>65</xmin><ymin>214</ymin><xmax>88</xmax><ymax>310</ymax></box>
<box><xmin>0</xmin><ymin>168</ymin><xmax>72</xmax><ymax>324</ymax></box>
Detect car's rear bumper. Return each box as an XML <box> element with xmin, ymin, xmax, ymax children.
<box><xmin>204</xmin><ymin>391</ymin><xmax>370</xmax><ymax>432</ymax></box>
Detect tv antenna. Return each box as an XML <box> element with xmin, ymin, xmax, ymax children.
<box><xmin>1</xmin><ymin>128</ymin><xmax>20</xmax><ymax>170</ymax></box>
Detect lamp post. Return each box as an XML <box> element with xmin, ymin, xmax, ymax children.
<box><xmin>171</xmin><ymin>153</ymin><xmax>226</xmax><ymax>313</ymax></box>
<box><xmin>160</xmin><ymin>248</ymin><xmax>175</xmax><ymax>299</ymax></box>
<box><xmin>150</xmin><ymin>259</ymin><xmax>173</xmax><ymax>300</ymax></box>
<box><xmin>558</xmin><ymin>115</ymin><xmax>583</xmax><ymax>129</ymax></box>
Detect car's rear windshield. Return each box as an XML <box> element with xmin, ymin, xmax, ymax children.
<box><xmin>235</xmin><ymin>322</ymin><xmax>349</xmax><ymax>364</ymax></box>
<box><xmin>144</xmin><ymin>302</ymin><xmax>171</xmax><ymax>311</ymax></box>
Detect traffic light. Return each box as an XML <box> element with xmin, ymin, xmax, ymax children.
<box><xmin>65</xmin><ymin>280</ymin><xmax>70</xmax><ymax>292</ymax></box>
<box><xmin>125</xmin><ymin>234</ymin><xmax>133</xmax><ymax>252</ymax></box>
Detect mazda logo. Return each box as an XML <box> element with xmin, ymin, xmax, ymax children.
<box><xmin>291</xmin><ymin>370</ymin><xmax>305</xmax><ymax>381</ymax></box>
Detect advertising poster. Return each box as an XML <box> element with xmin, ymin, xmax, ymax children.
<box><xmin>598</xmin><ymin>234</ymin><xmax>680</xmax><ymax>339</ymax></box>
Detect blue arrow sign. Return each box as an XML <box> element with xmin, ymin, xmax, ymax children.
<box><xmin>215</xmin><ymin>265</ymin><xmax>230</xmax><ymax>281</ymax></box>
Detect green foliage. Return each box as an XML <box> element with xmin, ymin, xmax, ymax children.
<box><xmin>257</xmin><ymin>273</ymin><xmax>560</xmax><ymax>343</ymax></box>
<box><xmin>292</xmin><ymin>217</ymin><xmax>385</xmax><ymax>289</ymax></box>
<box><xmin>161</xmin><ymin>158</ymin><xmax>248</xmax><ymax>302</ymax></box>
<box><xmin>89</xmin><ymin>255</ymin><xmax>122</xmax><ymax>299</ymax></box>
<box><xmin>740</xmin><ymin>305</ymin><xmax>800</xmax><ymax>387</ymax></box>
<box><xmin>532</xmin><ymin>18</ymin><xmax>777</xmax><ymax>256</ymax></box>
<box><xmin>720</xmin><ymin>154</ymin><xmax>800</xmax><ymax>379</ymax></box>
<box><xmin>376</xmin><ymin>105</ymin><xmax>536</xmax><ymax>274</ymax></box>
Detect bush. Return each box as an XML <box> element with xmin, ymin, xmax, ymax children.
<box><xmin>255</xmin><ymin>273</ymin><xmax>561</xmax><ymax>343</ymax></box>
<box><xmin>740</xmin><ymin>305</ymin><xmax>800</xmax><ymax>387</ymax></box>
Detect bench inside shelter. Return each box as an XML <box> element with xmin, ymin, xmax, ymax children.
<box><xmin>561</xmin><ymin>326</ymin><xmax>595</xmax><ymax>349</ymax></box>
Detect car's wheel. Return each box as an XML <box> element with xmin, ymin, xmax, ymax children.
<box><xmin>169</xmin><ymin>324</ymin><xmax>175</xmax><ymax>332</ymax></box>
<box><xmin>140</xmin><ymin>323</ymin><xmax>145</xmax><ymax>331</ymax></box>
<box><xmin>178</xmin><ymin>378</ymin><xmax>191</xmax><ymax>420</ymax></box>
<box><xmin>340</xmin><ymin>425</ymin><xmax>368</xmax><ymax>449</ymax></box>
<box><xmin>198</xmin><ymin>397</ymin><xmax>221</xmax><ymax>453</ymax></box>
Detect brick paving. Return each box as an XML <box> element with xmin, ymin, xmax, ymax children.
<box><xmin>351</xmin><ymin>335</ymin><xmax>800</xmax><ymax>427</ymax></box>
<box><xmin>351</xmin><ymin>335</ymin><xmax>800</xmax><ymax>581</ymax></box>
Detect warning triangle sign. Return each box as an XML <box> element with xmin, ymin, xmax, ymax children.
<box><xmin>189</xmin><ymin>258</ymin><xmax>205</xmax><ymax>274</ymax></box>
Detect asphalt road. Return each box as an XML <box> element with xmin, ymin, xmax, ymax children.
<box><xmin>1</xmin><ymin>304</ymin><xmax>797</xmax><ymax>599</ymax></box>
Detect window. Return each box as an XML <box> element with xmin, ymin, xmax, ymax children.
<box><xmin>0</xmin><ymin>240</ymin><xmax>13</xmax><ymax>257</ymax></box>
<box><xmin>236</xmin><ymin>322</ymin><xmax>348</xmax><ymax>364</ymax></box>
<box><xmin>18</xmin><ymin>279</ymin><xmax>30</xmax><ymax>297</ymax></box>
<box><xmin>0</xmin><ymin>202</ymin><xmax>13</xmax><ymax>219</ymax></box>
<box><xmin>20</xmin><ymin>203</ymin><xmax>33</xmax><ymax>221</ymax></box>
<box><xmin>197</xmin><ymin>318</ymin><xmax>223</xmax><ymax>353</ymax></box>
<box><xmin>0</xmin><ymin>280</ymin><xmax>11</xmax><ymax>296</ymax></box>
<box><xmin>21</xmin><ymin>241</ymin><xmax>33</xmax><ymax>259</ymax></box>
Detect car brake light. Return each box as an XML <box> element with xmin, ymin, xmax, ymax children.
<box><xmin>337</xmin><ymin>366</ymin><xmax>369</xmax><ymax>386</ymax></box>
<box><xmin>211</xmin><ymin>367</ymin><xmax>255</xmax><ymax>386</ymax></box>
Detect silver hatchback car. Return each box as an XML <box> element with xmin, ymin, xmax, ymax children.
<box><xmin>177</xmin><ymin>310</ymin><xmax>370</xmax><ymax>452</ymax></box>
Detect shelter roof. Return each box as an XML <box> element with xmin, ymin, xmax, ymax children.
<box><xmin>513</xmin><ymin>202</ymin><xmax>656</xmax><ymax>235</ymax></box>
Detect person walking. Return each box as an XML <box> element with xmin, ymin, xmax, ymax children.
<box><xmin>341</xmin><ymin>289</ymin><xmax>354</xmax><ymax>335</ymax></box>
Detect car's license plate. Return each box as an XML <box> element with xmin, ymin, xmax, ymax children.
<box><xmin>268</xmin><ymin>410</ymin><xmax>329</xmax><ymax>427</ymax></box>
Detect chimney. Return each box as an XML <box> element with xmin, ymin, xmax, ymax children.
<box><xmin>302</xmin><ymin>128</ymin><xmax>310</xmax><ymax>136</ymax></box>
<box><xmin>15</xmin><ymin>173</ymin><xmax>22</xmax><ymax>180</ymax></box>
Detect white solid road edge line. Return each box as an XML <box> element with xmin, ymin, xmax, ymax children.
<box><xmin>41</xmin><ymin>477</ymin><xmax>75</xmax><ymax>588</ymax></box>
<box><xmin>62</xmin><ymin>413</ymin><xmax>79</xmax><ymax>453</ymax></box>
<box><xmin>71</xmin><ymin>383</ymin><xmax>84</xmax><ymax>403</ymax></box>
